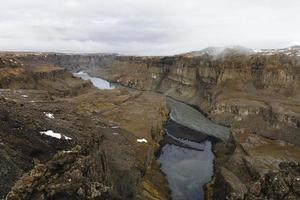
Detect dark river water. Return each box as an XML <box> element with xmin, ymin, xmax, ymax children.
<box><xmin>74</xmin><ymin>71</ymin><xmax>222</xmax><ymax>200</ymax></box>
<box><xmin>158</xmin><ymin>120</ymin><xmax>214</xmax><ymax>200</ymax></box>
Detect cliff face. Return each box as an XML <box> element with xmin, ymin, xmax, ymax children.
<box><xmin>4</xmin><ymin>50</ymin><xmax>300</xmax><ymax>199</ymax></box>
<box><xmin>0</xmin><ymin>54</ymin><xmax>170</xmax><ymax>200</ymax></box>
<box><xmin>47</xmin><ymin>52</ymin><xmax>300</xmax><ymax>200</ymax></box>
<box><xmin>0</xmin><ymin>54</ymin><xmax>92</xmax><ymax>96</ymax></box>
<box><xmin>26</xmin><ymin>52</ymin><xmax>299</xmax><ymax>146</ymax></box>
<box><xmin>212</xmin><ymin>128</ymin><xmax>300</xmax><ymax>199</ymax></box>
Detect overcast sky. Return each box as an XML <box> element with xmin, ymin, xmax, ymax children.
<box><xmin>0</xmin><ymin>0</ymin><xmax>299</xmax><ymax>55</ymax></box>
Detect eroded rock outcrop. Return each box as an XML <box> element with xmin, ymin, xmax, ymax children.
<box><xmin>0</xmin><ymin>57</ymin><xmax>91</xmax><ymax>97</ymax></box>
<box><xmin>246</xmin><ymin>162</ymin><xmax>300</xmax><ymax>200</ymax></box>
<box><xmin>8</xmin><ymin>52</ymin><xmax>300</xmax><ymax>145</ymax></box>
<box><xmin>0</xmin><ymin>56</ymin><xmax>170</xmax><ymax>200</ymax></box>
<box><xmin>213</xmin><ymin>128</ymin><xmax>300</xmax><ymax>200</ymax></box>
<box><xmin>59</xmin><ymin>53</ymin><xmax>300</xmax><ymax>147</ymax></box>
<box><xmin>6</xmin><ymin>145</ymin><xmax>114</xmax><ymax>200</ymax></box>
<box><xmin>1</xmin><ymin>49</ymin><xmax>300</xmax><ymax>199</ymax></box>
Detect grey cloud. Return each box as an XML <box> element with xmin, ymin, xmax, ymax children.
<box><xmin>0</xmin><ymin>0</ymin><xmax>299</xmax><ymax>55</ymax></box>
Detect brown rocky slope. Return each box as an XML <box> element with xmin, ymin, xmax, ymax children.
<box><xmin>0</xmin><ymin>55</ymin><xmax>170</xmax><ymax>199</ymax></box>
<box><xmin>1</xmin><ymin>48</ymin><xmax>300</xmax><ymax>199</ymax></box>
<box><xmin>8</xmin><ymin>51</ymin><xmax>299</xmax><ymax>146</ymax></box>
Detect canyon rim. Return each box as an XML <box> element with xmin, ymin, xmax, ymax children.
<box><xmin>0</xmin><ymin>47</ymin><xmax>300</xmax><ymax>200</ymax></box>
<box><xmin>1</xmin><ymin>1</ymin><xmax>300</xmax><ymax>199</ymax></box>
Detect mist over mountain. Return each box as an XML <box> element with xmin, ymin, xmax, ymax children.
<box><xmin>180</xmin><ymin>45</ymin><xmax>300</xmax><ymax>58</ymax></box>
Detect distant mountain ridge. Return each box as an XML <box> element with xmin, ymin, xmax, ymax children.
<box><xmin>180</xmin><ymin>45</ymin><xmax>300</xmax><ymax>58</ymax></box>
<box><xmin>256</xmin><ymin>45</ymin><xmax>300</xmax><ymax>56</ymax></box>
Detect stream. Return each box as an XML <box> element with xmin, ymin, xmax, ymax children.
<box><xmin>73</xmin><ymin>71</ymin><xmax>229</xmax><ymax>200</ymax></box>
<box><xmin>158</xmin><ymin>120</ymin><xmax>214</xmax><ymax>200</ymax></box>
<box><xmin>73</xmin><ymin>71</ymin><xmax>116</xmax><ymax>90</ymax></box>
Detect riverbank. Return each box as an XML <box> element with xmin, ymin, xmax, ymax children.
<box><xmin>70</xmin><ymin>54</ymin><xmax>300</xmax><ymax>200</ymax></box>
<box><xmin>0</xmin><ymin>60</ymin><xmax>171</xmax><ymax>199</ymax></box>
<box><xmin>73</xmin><ymin>71</ymin><xmax>225</xmax><ymax>200</ymax></box>
<box><xmin>1</xmin><ymin>52</ymin><xmax>300</xmax><ymax>199</ymax></box>
<box><xmin>73</xmin><ymin>66</ymin><xmax>300</xmax><ymax>200</ymax></box>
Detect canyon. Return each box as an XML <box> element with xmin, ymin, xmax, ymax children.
<box><xmin>0</xmin><ymin>46</ymin><xmax>300</xmax><ymax>199</ymax></box>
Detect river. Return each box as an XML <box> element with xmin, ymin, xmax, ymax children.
<box><xmin>73</xmin><ymin>71</ymin><xmax>116</xmax><ymax>90</ymax></box>
<box><xmin>158</xmin><ymin>120</ymin><xmax>214</xmax><ymax>200</ymax></box>
<box><xmin>73</xmin><ymin>71</ymin><xmax>228</xmax><ymax>200</ymax></box>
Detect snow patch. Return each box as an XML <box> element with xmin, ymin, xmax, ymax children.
<box><xmin>152</xmin><ymin>74</ymin><xmax>158</xmax><ymax>79</ymax></box>
<box><xmin>234</xmin><ymin>116</ymin><xmax>242</xmax><ymax>121</ymax></box>
<box><xmin>257</xmin><ymin>46</ymin><xmax>300</xmax><ymax>57</ymax></box>
<box><xmin>44</xmin><ymin>112</ymin><xmax>55</xmax><ymax>119</ymax></box>
<box><xmin>253</xmin><ymin>49</ymin><xmax>262</xmax><ymax>53</ymax></box>
<box><xmin>40</xmin><ymin>130</ymin><xmax>61</xmax><ymax>139</ymax></box>
<box><xmin>137</xmin><ymin>138</ymin><xmax>148</xmax><ymax>143</ymax></box>
<box><xmin>21</xmin><ymin>95</ymin><xmax>28</xmax><ymax>98</ymax></box>
<box><xmin>40</xmin><ymin>130</ymin><xmax>72</xmax><ymax>140</ymax></box>
<box><xmin>63</xmin><ymin>135</ymin><xmax>72</xmax><ymax>140</ymax></box>
<box><xmin>62</xmin><ymin>150</ymin><xmax>73</xmax><ymax>153</ymax></box>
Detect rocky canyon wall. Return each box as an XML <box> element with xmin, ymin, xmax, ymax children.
<box><xmin>16</xmin><ymin>52</ymin><xmax>299</xmax><ymax>146</ymax></box>
<box><xmin>2</xmin><ymin>51</ymin><xmax>300</xmax><ymax>200</ymax></box>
